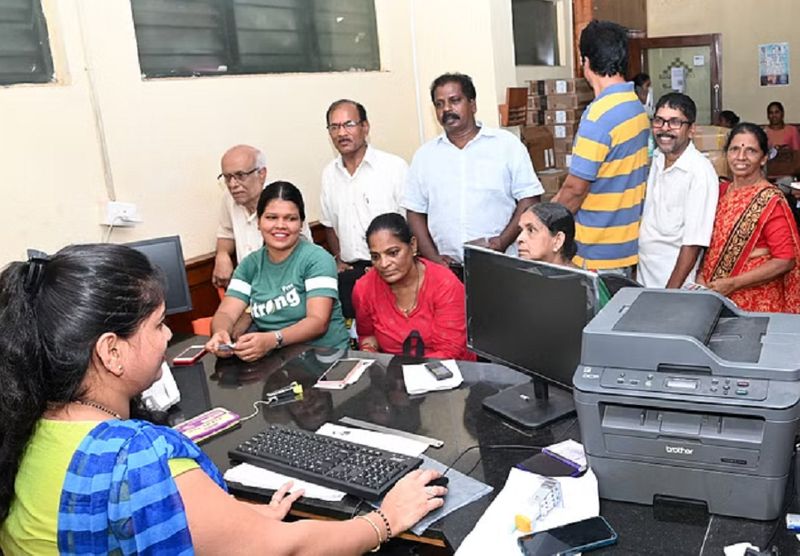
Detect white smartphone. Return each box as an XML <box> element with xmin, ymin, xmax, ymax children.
<box><xmin>172</xmin><ymin>345</ymin><xmax>207</xmax><ymax>366</ymax></box>
<box><xmin>314</xmin><ymin>359</ymin><xmax>366</xmax><ymax>390</ymax></box>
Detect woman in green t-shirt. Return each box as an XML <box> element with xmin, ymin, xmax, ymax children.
<box><xmin>206</xmin><ymin>181</ymin><xmax>350</xmax><ymax>361</ymax></box>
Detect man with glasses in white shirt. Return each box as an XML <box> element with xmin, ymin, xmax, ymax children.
<box><xmin>320</xmin><ymin>99</ymin><xmax>408</xmax><ymax>317</ymax></box>
<box><xmin>213</xmin><ymin>145</ymin><xmax>311</xmax><ymax>288</ymax></box>
<box><xmin>638</xmin><ymin>93</ymin><xmax>718</xmax><ymax>288</ymax></box>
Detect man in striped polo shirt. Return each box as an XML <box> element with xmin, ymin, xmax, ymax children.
<box><xmin>554</xmin><ymin>20</ymin><xmax>650</xmax><ymax>274</ymax></box>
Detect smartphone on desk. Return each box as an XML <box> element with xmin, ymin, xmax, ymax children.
<box><xmin>517</xmin><ymin>516</ymin><xmax>617</xmax><ymax>555</ymax></box>
<box><xmin>424</xmin><ymin>360</ymin><xmax>453</xmax><ymax>380</ymax></box>
<box><xmin>173</xmin><ymin>345</ymin><xmax>207</xmax><ymax>366</ymax></box>
<box><xmin>314</xmin><ymin>358</ymin><xmax>364</xmax><ymax>390</ymax></box>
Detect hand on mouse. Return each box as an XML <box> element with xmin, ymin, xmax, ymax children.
<box><xmin>378</xmin><ymin>469</ymin><xmax>447</xmax><ymax>536</ymax></box>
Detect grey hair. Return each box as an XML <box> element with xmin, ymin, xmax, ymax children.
<box><xmin>223</xmin><ymin>144</ymin><xmax>268</xmax><ymax>169</ymax></box>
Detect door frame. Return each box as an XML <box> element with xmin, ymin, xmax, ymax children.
<box><xmin>629</xmin><ymin>34</ymin><xmax>723</xmax><ymax>124</ymax></box>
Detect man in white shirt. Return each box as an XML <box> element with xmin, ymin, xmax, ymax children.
<box><xmin>402</xmin><ymin>73</ymin><xmax>543</xmax><ymax>274</ymax></box>
<box><xmin>213</xmin><ymin>144</ymin><xmax>311</xmax><ymax>288</ymax></box>
<box><xmin>638</xmin><ymin>93</ymin><xmax>719</xmax><ymax>288</ymax></box>
<box><xmin>320</xmin><ymin>99</ymin><xmax>408</xmax><ymax>317</ymax></box>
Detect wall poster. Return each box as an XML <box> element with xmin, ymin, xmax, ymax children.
<box><xmin>759</xmin><ymin>42</ymin><xmax>790</xmax><ymax>86</ymax></box>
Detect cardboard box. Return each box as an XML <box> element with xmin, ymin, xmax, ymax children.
<box><xmin>704</xmin><ymin>150</ymin><xmax>730</xmax><ymax>179</ymax></box>
<box><xmin>527</xmin><ymin>94</ymin><xmax>547</xmax><ymax>111</ymax></box>
<box><xmin>546</xmin><ymin>90</ymin><xmax>594</xmax><ymax>110</ymax></box>
<box><xmin>521</xmin><ymin>125</ymin><xmax>555</xmax><ymax>171</ymax></box>
<box><xmin>525</xmin><ymin>110</ymin><xmax>544</xmax><ymax>126</ymax></box>
<box><xmin>546</xmin><ymin>123</ymin><xmax>580</xmax><ymax>140</ymax></box>
<box><xmin>538</xmin><ymin>168</ymin><xmax>568</xmax><ymax>194</ymax></box>
<box><xmin>543</xmin><ymin>78</ymin><xmax>591</xmax><ymax>95</ymax></box>
<box><xmin>555</xmin><ymin>152</ymin><xmax>573</xmax><ymax>169</ymax></box>
<box><xmin>693</xmin><ymin>125</ymin><xmax>729</xmax><ymax>152</ymax></box>
<box><xmin>544</xmin><ymin>108</ymin><xmax>585</xmax><ymax>125</ymax></box>
<box><xmin>553</xmin><ymin>137</ymin><xmax>574</xmax><ymax>154</ymax></box>
<box><xmin>527</xmin><ymin>80</ymin><xmax>546</xmax><ymax>96</ymax></box>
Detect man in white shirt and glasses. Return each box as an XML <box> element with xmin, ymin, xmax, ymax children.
<box><xmin>213</xmin><ymin>144</ymin><xmax>310</xmax><ymax>289</ymax></box>
<box><xmin>320</xmin><ymin>99</ymin><xmax>408</xmax><ymax>317</ymax></box>
<box><xmin>638</xmin><ymin>93</ymin><xmax>718</xmax><ymax>288</ymax></box>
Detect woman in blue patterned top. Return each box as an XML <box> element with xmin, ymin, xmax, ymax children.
<box><xmin>0</xmin><ymin>244</ymin><xmax>445</xmax><ymax>555</ymax></box>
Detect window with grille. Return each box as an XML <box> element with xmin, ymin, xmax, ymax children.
<box><xmin>0</xmin><ymin>0</ymin><xmax>54</xmax><ymax>85</ymax></box>
<box><xmin>130</xmin><ymin>0</ymin><xmax>380</xmax><ymax>78</ymax></box>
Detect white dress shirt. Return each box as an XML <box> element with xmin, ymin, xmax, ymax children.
<box><xmin>638</xmin><ymin>142</ymin><xmax>719</xmax><ymax>287</ymax></box>
<box><xmin>402</xmin><ymin>125</ymin><xmax>543</xmax><ymax>264</ymax></box>
<box><xmin>319</xmin><ymin>145</ymin><xmax>408</xmax><ymax>263</ymax></box>
<box><xmin>217</xmin><ymin>190</ymin><xmax>312</xmax><ymax>263</ymax></box>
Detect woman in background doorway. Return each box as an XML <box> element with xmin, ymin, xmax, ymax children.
<box><xmin>764</xmin><ymin>101</ymin><xmax>800</xmax><ymax>151</ymax></box>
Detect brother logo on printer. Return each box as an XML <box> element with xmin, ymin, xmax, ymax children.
<box><xmin>665</xmin><ymin>446</ymin><xmax>694</xmax><ymax>455</ymax></box>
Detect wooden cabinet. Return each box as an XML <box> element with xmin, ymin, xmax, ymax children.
<box><xmin>592</xmin><ymin>0</ymin><xmax>647</xmax><ymax>34</ymax></box>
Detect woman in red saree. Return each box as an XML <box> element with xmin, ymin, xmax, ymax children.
<box><xmin>698</xmin><ymin>123</ymin><xmax>800</xmax><ymax>313</ymax></box>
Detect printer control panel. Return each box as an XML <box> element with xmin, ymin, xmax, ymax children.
<box><xmin>591</xmin><ymin>368</ymin><xmax>768</xmax><ymax>401</ymax></box>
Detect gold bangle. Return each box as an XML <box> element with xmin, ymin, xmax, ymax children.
<box><xmin>355</xmin><ymin>514</ymin><xmax>382</xmax><ymax>552</ymax></box>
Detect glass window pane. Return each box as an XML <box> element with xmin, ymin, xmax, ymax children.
<box><xmin>0</xmin><ymin>0</ymin><xmax>54</xmax><ymax>85</ymax></box>
<box><xmin>512</xmin><ymin>0</ymin><xmax>560</xmax><ymax>66</ymax></box>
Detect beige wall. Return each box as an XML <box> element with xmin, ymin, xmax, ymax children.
<box><xmin>647</xmin><ymin>0</ymin><xmax>800</xmax><ymax>123</ymax></box>
<box><xmin>0</xmin><ymin>0</ymin><xmax>555</xmax><ymax>265</ymax></box>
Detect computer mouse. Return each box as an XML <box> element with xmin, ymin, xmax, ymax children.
<box><xmin>427</xmin><ymin>476</ymin><xmax>449</xmax><ymax>488</ymax></box>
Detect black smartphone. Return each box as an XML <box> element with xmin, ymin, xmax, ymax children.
<box><xmin>424</xmin><ymin>361</ymin><xmax>453</xmax><ymax>380</ymax></box>
<box><xmin>517</xmin><ymin>516</ymin><xmax>617</xmax><ymax>555</ymax></box>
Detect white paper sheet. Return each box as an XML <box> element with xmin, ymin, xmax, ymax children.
<box><xmin>223</xmin><ymin>463</ymin><xmax>346</xmax><ymax>501</ymax></box>
<box><xmin>402</xmin><ymin>359</ymin><xmax>463</xmax><ymax>394</ymax></box>
<box><xmin>456</xmin><ymin>467</ymin><xmax>600</xmax><ymax>555</ymax></box>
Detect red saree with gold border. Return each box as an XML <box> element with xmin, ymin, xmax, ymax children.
<box><xmin>700</xmin><ymin>182</ymin><xmax>800</xmax><ymax>313</ymax></box>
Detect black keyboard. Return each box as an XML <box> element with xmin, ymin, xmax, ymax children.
<box><xmin>228</xmin><ymin>424</ymin><xmax>423</xmax><ymax>500</ymax></box>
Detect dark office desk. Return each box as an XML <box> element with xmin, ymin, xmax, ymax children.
<box><xmin>167</xmin><ymin>337</ymin><xmax>799</xmax><ymax>555</ymax></box>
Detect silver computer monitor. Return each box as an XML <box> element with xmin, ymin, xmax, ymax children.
<box><xmin>464</xmin><ymin>244</ymin><xmax>601</xmax><ymax>428</ymax></box>
<box><xmin>125</xmin><ymin>235</ymin><xmax>192</xmax><ymax>315</ymax></box>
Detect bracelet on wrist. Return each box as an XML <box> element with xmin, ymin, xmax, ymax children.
<box><xmin>355</xmin><ymin>514</ymin><xmax>382</xmax><ymax>552</ymax></box>
<box><xmin>374</xmin><ymin>508</ymin><xmax>392</xmax><ymax>541</ymax></box>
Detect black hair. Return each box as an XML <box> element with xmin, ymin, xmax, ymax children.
<box><xmin>718</xmin><ymin>110</ymin><xmax>740</xmax><ymax>127</ymax></box>
<box><xmin>724</xmin><ymin>122</ymin><xmax>770</xmax><ymax>157</ymax></box>
<box><xmin>365</xmin><ymin>213</ymin><xmax>413</xmax><ymax>245</ymax></box>
<box><xmin>632</xmin><ymin>72</ymin><xmax>650</xmax><ymax>89</ymax></box>
<box><xmin>767</xmin><ymin>101</ymin><xmax>785</xmax><ymax>115</ymax></box>
<box><xmin>529</xmin><ymin>202</ymin><xmax>578</xmax><ymax>260</ymax></box>
<box><xmin>579</xmin><ymin>20</ymin><xmax>629</xmax><ymax>77</ymax></box>
<box><xmin>655</xmin><ymin>92</ymin><xmax>697</xmax><ymax>123</ymax></box>
<box><xmin>0</xmin><ymin>243</ymin><xmax>164</xmax><ymax>521</ymax></box>
<box><xmin>325</xmin><ymin>99</ymin><xmax>368</xmax><ymax>125</ymax></box>
<box><xmin>430</xmin><ymin>72</ymin><xmax>476</xmax><ymax>103</ymax></box>
<box><xmin>256</xmin><ymin>181</ymin><xmax>306</xmax><ymax>222</ymax></box>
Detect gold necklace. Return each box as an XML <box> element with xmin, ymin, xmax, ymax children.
<box><xmin>396</xmin><ymin>261</ymin><xmax>421</xmax><ymax>316</ymax></box>
<box><xmin>75</xmin><ymin>399</ymin><xmax>122</xmax><ymax>419</ymax></box>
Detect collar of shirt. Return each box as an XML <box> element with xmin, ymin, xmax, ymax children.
<box><xmin>436</xmin><ymin>122</ymin><xmax>496</xmax><ymax>149</ymax></box>
<box><xmin>334</xmin><ymin>143</ymin><xmax>374</xmax><ymax>178</ymax></box>
<box><xmin>654</xmin><ymin>141</ymin><xmax>699</xmax><ymax>175</ymax></box>
<box><xmin>597</xmin><ymin>81</ymin><xmax>635</xmax><ymax>100</ymax></box>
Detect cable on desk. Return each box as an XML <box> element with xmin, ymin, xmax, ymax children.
<box><xmin>239</xmin><ymin>382</ymin><xmax>304</xmax><ymax>422</ymax></box>
<box><xmin>443</xmin><ymin>444</ymin><xmax>546</xmax><ymax>478</ymax></box>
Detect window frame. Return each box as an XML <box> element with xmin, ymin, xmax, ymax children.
<box><xmin>130</xmin><ymin>0</ymin><xmax>380</xmax><ymax>79</ymax></box>
<box><xmin>0</xmin><ymin>0</ymin><xmax>54</xmax><ymax>85</ymax></box>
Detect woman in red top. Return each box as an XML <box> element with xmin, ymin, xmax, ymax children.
<box><xmin>698</xmin><ymin>123</ymin><xmax>800</xmax><ymax>312</ymax></box>
<box><xmin>764</xmin><ymin>101</ymin><xmax>800</xmax><ymax>151</ymax></box>
<box><xmin>352</xmin><ymin>213</ymin><xmax>475</xmax><ymax>360</ymax></box>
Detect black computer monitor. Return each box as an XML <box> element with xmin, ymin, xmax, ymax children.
<box><xmin>464</xmin><ymin>244</ymin><xmax>601</xmax><ymax>429</ymax></box>
<box><xmin>125</xmin><ymin>235</ymin><xmax>192</xmax><ymax>315</ymax></box>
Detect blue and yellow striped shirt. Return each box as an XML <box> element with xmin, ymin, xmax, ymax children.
<box><xmin>570</xmin><ymin>82</ymin><xmax>649</xmax><ymax>270</ymax></box>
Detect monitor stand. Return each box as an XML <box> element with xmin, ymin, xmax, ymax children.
<box><xmin>482</xmin><ymin>378</ymin><xmax>575</xmax><ymax>429</ymax></box>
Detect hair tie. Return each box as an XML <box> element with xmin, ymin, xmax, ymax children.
<box><xmin>24</xmin><ymin>249</ymin><xmax>50</xmax><ymax>296</ymax></box>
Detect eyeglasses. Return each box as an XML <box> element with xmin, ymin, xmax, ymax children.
<box><xmin>326</xmin><ymin>120</ymin><xmax>363</xmax><ymax>133</ymax></box>
<box><xmin>652</xmin><ymin>116</ymin><xmax>692</xmax><ymax>130</ymax></box>
<box><xmin>217</xmin><ymin>167</ymin><xmax>260</xmax><ymax>184</ymax></box>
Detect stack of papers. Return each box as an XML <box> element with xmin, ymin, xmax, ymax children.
<box><xmin>402</xmin><ymin>360</ymin><xmax>463</xmax><ymax>394</ymax></box>
<box><xmin>456</xmin><ymin>467</ymin><xmax>599</xmax><ymax>555</ymax></box>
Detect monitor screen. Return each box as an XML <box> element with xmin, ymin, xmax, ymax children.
<box><xmin>125</xmin><ymin>235</ymin><xmax>192</xmax><ymax>315</ymax></box>
<box><xmin>464</xmin><ymin>244</ymin><xmax>600</xmax><ymax>389</ymax></box>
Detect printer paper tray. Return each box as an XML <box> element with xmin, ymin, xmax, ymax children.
<box><xmin>604</xmin><ymin>434</ymin><xmax>759</xmax><ymax>469</ymax></box>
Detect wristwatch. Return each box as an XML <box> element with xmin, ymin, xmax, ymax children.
<box><xmin>274</xmin><ymin>329</ymin><xmax>284</xmax><ymax>349</ymax></box>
